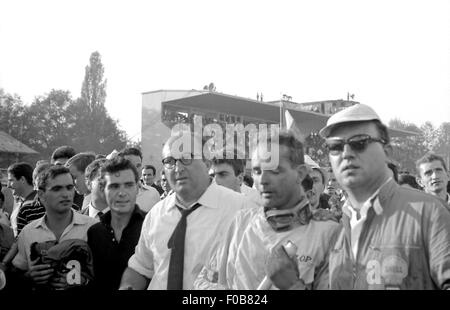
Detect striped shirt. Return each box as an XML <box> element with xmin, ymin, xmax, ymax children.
<box><xmin>16</xmin><ymin>198</ymin><xmax>46</xmax><ymax>236</ymax></box>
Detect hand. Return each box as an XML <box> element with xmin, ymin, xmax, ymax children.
<box><xmin>49</xmin><ymin>273</ymin><xmax>69</xmax><ymax>290</ymax></box>
<box><xmin>265</xmin><ymin>245</ymin><xmax>300</xmax><ymax>290</ymax></box>
<box><xmin>0</xmin><ymin>209</ymin><xmax>10</xmax><ymax>227</ymax></box>
<box><xmin>26</xmin><ymin>258</ymin><xmax>54</xmax><ymax>286</ymax></box>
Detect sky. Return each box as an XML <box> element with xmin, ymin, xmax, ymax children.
<box><xmin>1</xmin><ymin>0</ymin><xmax>449</xmax><ymax>141</ymax></box>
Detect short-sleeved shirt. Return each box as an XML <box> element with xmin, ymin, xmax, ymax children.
<box><xmin>13</xmin><ymin>209</ymin><xmax>97</xmax><ymax>271</ymax></box>
<box><xmin>329</xmin><ymin>179</ymin><xmax>450</xmax><ymax>290</ymax></box>
<box><xmin>136</xmin><ymin>186</ymin><xmax>160</xmax><ymax>213</ymax></box>
<box><xmin>128</xmin><ymin>182</ymin><xmax>257</xmax><ymax>290</ymax></box>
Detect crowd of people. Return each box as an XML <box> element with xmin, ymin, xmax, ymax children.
<box><xmin>0</xmin><ymin>103</ymin><xmax>449</xmax><ymax>291</ymax></box>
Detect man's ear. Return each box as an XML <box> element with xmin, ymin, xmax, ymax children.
<box><xmin>203</xmin><ymin>159</ymin><xmax>212</xmax><ymax>170</ymax></box>
<box><xmin>85</xmin><ymin>179</ymin><xmax>92</xmax><ymax>192</ymax></box>
<box><xmin>237</xmin><ymin>172</ymin><xmax>244</xmax><ymax>186</ymax></box>
<box><xmin>37</xmin><ymin>189</ymin><xmax>45</xmax><ymax>201</ymax></box>
<box><xmin>305</xmin><ymin>189</ymin><xmax>314</xmax><ymax>201</ymax></box>
<box><xmin>416</xmin><ymin>175</ymin><xmax>424</xmax><ymax>189</ymax></box>
<box><xmin>383</xmin><ymin>143</ymin><xmax>393</xmax><ymax>157</ymax></box>
<box><xmin>296</xmin><ymin>164</ymin><xmax>309</xmax><ymax>183</ymax></box>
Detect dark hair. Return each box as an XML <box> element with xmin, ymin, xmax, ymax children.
<box><xmin>143</xmin><ymin>165</ymin><xmax>156</xmax><ymax>175</ymax></box>
<box><xmin>211</xmin><ymin>149</ymin><xmax>246</xmax><ymax>176</ymax></box>
<box><xmin>312</xmin><ymin>167</ymin><xmax>326</xmax><ymax>185</ymax></box>
<box><xmin>387</xmin><ymin>162</ymin><xmax>399</xmax><ymax>182</ymax></box>
<box><xmin>65</xmin><ymin>152</ymin><xmax>96</xmax><ymax>173</ymax></box>
<box><xmin>243</xmin><ymin>174</ymin><xmax>253</xmax><ymax>188</ymax></box>
<box><xmin>301</xmin><ymin>174</ymin><xmax>314</xmax><ymax>192</ymax></box>
<box><xmin>415</xmin><ymin>152</ymin><xmax>448</xmax><ymax>174</ymax></box>
<box><xmin>398</xmin><ymin>174</ymin><xmax>420</xmax><ymax>190</ymax></box>
<box><xmin>118</xmin><ymin>147</ymin><xmax>142</xmax><ymax>160</ymax></box>
<box><xmin>373</xmin><ymin>120</ymin><xmax>390</xmax><ymax>145</ymax></box>
<box><xmin>7</xmin><ymin>162</ymin><xmax>34</xmax><ymax>185</ymax></box>
<box><xmin>101</xmin><ymin>157</ymin><xmax>139</xmax><ymax>184</ymax></box>
<box><xmin>277</xmin><ymin>130</ymin><xmax>305</xmax><ymax>167</ymax></box>
<box><xmin>33</xmin><ymin>162</ymin><xmax>52</xmax><ymax>184</ymax></box>
<box><xmin>51</xmin><ymin>146</ymin><xmax>76</xmax><ymax>163</ymax></box>
<box><xmin>85</xmin><ymin>158</ymin><xmax>108</xmax><ymax>182</ymax></box>
<box><xmin>38</xmin><ymin>166</ymin><xmax>72</xmax><ymax>191</ymax></box>
<box><xmin>0</xmin><ymin>192</ymin><xmax>4</xmax><ymax>205</ymax></box>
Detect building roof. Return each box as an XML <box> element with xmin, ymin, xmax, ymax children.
<box><xmin>162</xmin><ymin>92</ymin><xmax>418</xmax><ymax>138</ymax></box>
<box><xmin>0</xmin><ymin>131</ymin><xmax>38</xmax><ymax>154</ymax></box>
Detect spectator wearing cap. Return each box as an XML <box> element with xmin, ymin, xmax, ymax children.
<box><xmin>416</xmin><ymin>152</ymin><xmax>450</xmax><ymax>208</ymax></box>
<box><xmin>319</xmin><ymin>103</ymin><xmax>450</xmax><ymax>289</ymax></box>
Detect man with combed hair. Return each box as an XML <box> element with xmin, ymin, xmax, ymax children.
<box><xmin>117</xmin><ymin>148</ymin><xmax>160</xmax><ymax>213</ymax></box>
<box><xmin>7</xmin><ymin>163</ymin><xmax>36</xmax><ymax>237</ymax></box>
<box><xmin>119</xmin><ymin>132</ymin><xmax>256</xmax><ymax>290</ymax></box>
<box><xmin>82</xmin><ymin>158</ymin><xmax>109</xmax><ymax>219</ymax></box>
<box><xmin>319</xmin><ymin>103</ymin><xmax>450</xmax><ymax>290</ymax></box>
<box><xmin>416</xmin><ymin>152</ymin><xmax>449</xmax><ymax>208</ymax></box>
<box><xmin>87</xmin><ymin>157</ymin><xmax>145</xmax><ymax>290</ymax></box>
<box><xmin>65</xmin><ymin>152</ymin><xmax>96</xmax><ymax>211</ymax></box>
<box><xmin>50</xmin><ymin>146</ymin><xmax>84</xmax><ymax>209</ymax></box>
<box><xmin>209</xmin><ymin>149</ymin><xmax>260</xmax><ymax>203</ymax></box>
<box><xmin>142</xmin><ymin>165</ymin><xmax>164</xmax><ymax>195</ymax></box>
<box><xmin>12</xmin><ymin>166</ymin><xmax>96</xmax><ymax>290</ymax></box>
<box><xmin>194</xmin><ymin>131</ymin><xmax>341</xmax><ymax>290</ymax></box>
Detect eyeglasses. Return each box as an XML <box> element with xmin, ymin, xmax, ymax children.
<box><xmin>162</xmin><ymin>153</ymin><xmax>194</xmax><ymax>169</ymax></box>
<box><xmin>325</xmin><ymin>134</ymin><xmax>386</xmax><ymax>155</ymax></box>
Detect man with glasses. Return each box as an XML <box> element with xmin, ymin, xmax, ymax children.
<box><xmin>119</xmin><ymin>131</ymin><xmax>255</xmax><ymax>290</ymax></box>
<box><xmin>319</xmin><ymin>103</ymin><xmax>450</xmax><ymax>290</ymax></box>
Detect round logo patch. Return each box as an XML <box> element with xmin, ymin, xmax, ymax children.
<box><xmin>381</xmin><ymin>255</ymin><xmax>408</xmax><ymax>286</ymax></box>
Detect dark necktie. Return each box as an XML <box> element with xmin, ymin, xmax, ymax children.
<box><xmin>167</xmin><ymin>203</ymin><xmax>201</xmax><ymax>290</ymax></box>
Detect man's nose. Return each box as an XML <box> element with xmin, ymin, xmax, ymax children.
<box><xmin>341</xmin><ymin>143</ymin><xmax>356</xmax><ymax>159</ymax></box>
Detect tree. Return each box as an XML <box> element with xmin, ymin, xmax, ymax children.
<box><xmin>388</xmin><ymin>118</ymin><xmax>428</xmax><ymax>173</ymax></box>
<box><xmin>434</xmin><ymin>122</ymin><xmax>450</xmax><ymax>168</ymax></box>
<box><xmin>26</xmin><ymin>89</ymin><xmax>74</xmax><ymax>158</ymax></box>
<box><xmin>68</xmin><ymin>51</ymin><xmax>127</xmax><ymax>154</ymax></box>
<box><xmin>420</xmin><ymin>121</ymin><xmax>439</xmax><ymax>152</ymax></box>
<box><xmin>0</xmin><ymin>90</ymin><xmax>29</xmax><ymax>141</ymax></box>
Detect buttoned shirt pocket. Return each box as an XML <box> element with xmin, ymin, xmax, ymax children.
<box><xmin>329</xmin><ymin>245</ymin><xmax>354</xmax><ymax>290</ymax></box>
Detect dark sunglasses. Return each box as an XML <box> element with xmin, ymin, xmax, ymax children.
<box><xmin>162</xmin><ymin>153</ymin><xmax>194</xmax><ymax>169</ymax></box>
<box><xmin>325</xmin><ymin>134</ymin><xmax>386</xmax><ymax>155</ymax></box>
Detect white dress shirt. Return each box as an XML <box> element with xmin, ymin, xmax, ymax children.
<box><xmin>128</xmin><ymin>182</ymin><xmax>258</xmax><ymax>290</ymax></box>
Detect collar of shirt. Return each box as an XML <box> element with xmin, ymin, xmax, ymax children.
<box><xmin>342</xmin><ymin>177</ymin><xmax>392</xmax><ymax>219</ymax></box>
<box><xmin>88</xmin><ymin>202</ymin><xmax>109</xmax><ymax>218</ymax></box>
<box><xmin>23</xmin><ymin>190</ymin><xmax>37</xmax><ymax>202</ymax></box>
<box><xmin>100</xmin><ymin>204</ymin><xmax>145</xmax><ymax>226</ymax></box>
<box><xmin>168</xmin><ymin>182</ymin><xmax>220</xmax><ymax>211</ymax></box>
<box><xmin>34</xmin><ymin>208</ymin><xmax>90</xmax><ymax>230</ymax></box>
